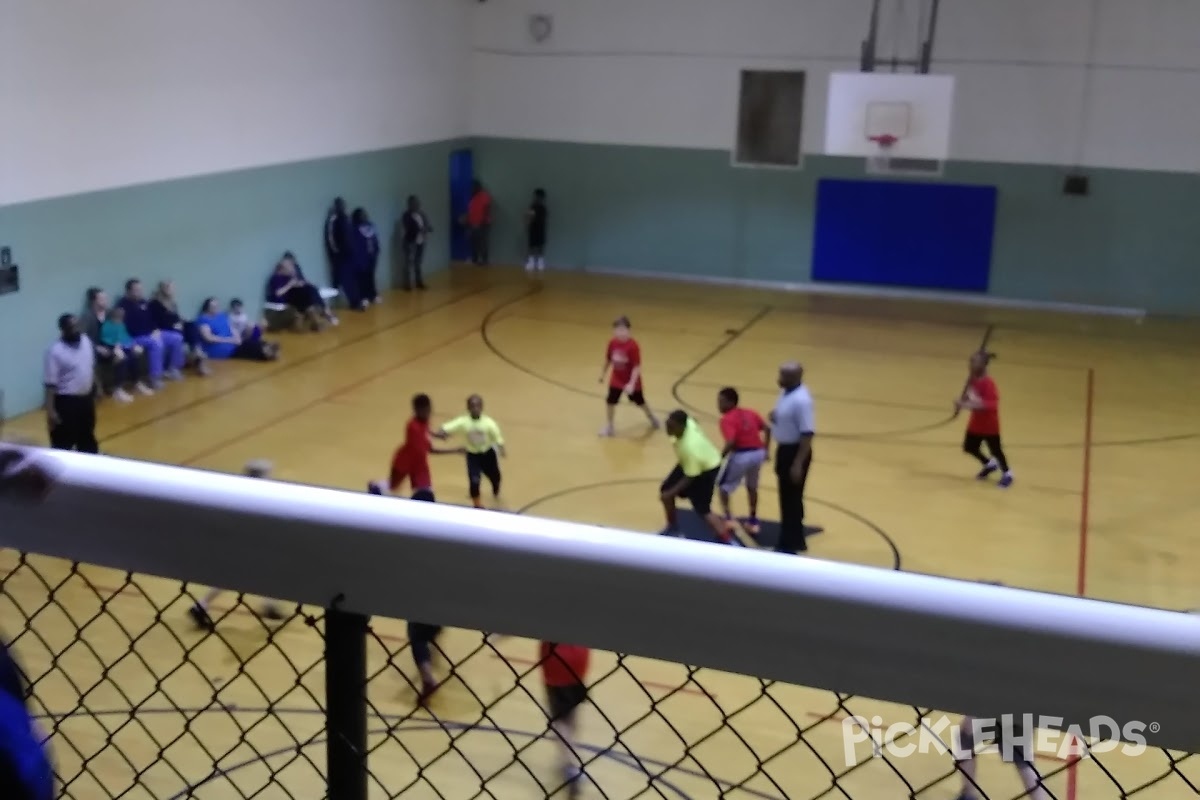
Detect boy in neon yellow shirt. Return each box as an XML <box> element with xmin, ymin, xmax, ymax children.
<box><xmin>437</xmin><ymin>394</ymin><xmax>506</xmax><ymax>508</ymax></box>
<box><xmin>660</xmin><ymin>409</ymin><xmax>728</xmax><ymax>541</ymax></box>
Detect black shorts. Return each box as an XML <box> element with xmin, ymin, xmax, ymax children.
<box><xmin>606</xmin><ymin>386</ymin><xmax>645</xmax><ymax>406</ymax></box>
<box><xmin>546</xmin><ymin>682</ymin><xmax>587</xmax><ymax>722</ymax></box>
<box><xmin>661</xmin><ymin>465</ymin><xmax>719</xmax><ymax>515</ymax></box>
<box><xmin>528</xmin><ymin>231</ymin><xmax>546</xmax><ymax>250</ymax></box>
<box><xmin>964</xmin><ymin>432</ymin><xmax>1002</xmax><ymax>450</ymax></box>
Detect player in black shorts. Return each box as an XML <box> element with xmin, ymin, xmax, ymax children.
<box><xmin>525</xmin><ymin>188</ymin><xmax>548</xmax><ymax>273</ymax></box>
<box><xmin>954</xmin><ymin>714</ymin><xmax>1048</xmax><ymax>800</ymax></box>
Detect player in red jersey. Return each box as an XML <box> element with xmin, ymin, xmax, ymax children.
<box><xmin>539</xmin><ymin>640</ymin><xmax>591</xmax><ymax>798</ymax></box>
<box><xmin>597</xmin><ymin>316</ymin><xmax>659</xmax><ymax>436</ymax></box>
<box><xmin>955</xmin><ymin>352</ymin><xmax>1012</xmax><ymax>488</ymax></box>
<box><xmin>716</xmin><ymin>387</ymin><xmax>771</xmax><ymax>534</ymax></box>
<box><xmin>379</xmin><ymin>394</ymin><xmax>463</xmax><ymax>496</ymax></box>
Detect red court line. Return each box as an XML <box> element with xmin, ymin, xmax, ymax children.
<box><xmin>1076</xmin><ymin>367</ymin><xmax>1095</xmax><ymax>598</ymax></box>
<box><xmin>179</xmin><ymin>327</ymin><xmax>479</xmax><ymax>466</ymax></box>
<box><xmin>1066</xmin><ymin>366</ymin><xmax>1096</xmax><ymax>800</ymax></box>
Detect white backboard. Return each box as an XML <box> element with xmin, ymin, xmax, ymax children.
<box><xmin>824</xmin><ymin>72</ymin><xmax>955</xmax><ymax>160</ymax></box>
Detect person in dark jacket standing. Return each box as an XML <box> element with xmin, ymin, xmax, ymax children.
<box><xmin>525</xmin><ymin>188</ymin><xmax>549</xmax><ymax>274</ymax></box>
<box><xmin>349</xmin><ymin>208</ymin><xmax>381</xmax><ymax>307</ymax></box>
<box><xmin>399</xmin><ymin>195</ymin><xmax>432</xmax><ymax>291</ymax></box>
<box><xmin>324</xmin><ymin>198</ymin><xmax>360</xmax><ymax>308</ymax></box>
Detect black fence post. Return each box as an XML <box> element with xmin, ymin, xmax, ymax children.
<box><xmin>326</xmin><ymin>599</ymin><xmax>368</xmax><ymax>800</ymax></box>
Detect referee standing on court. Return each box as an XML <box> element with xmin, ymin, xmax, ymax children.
<box><xmin>770</xmin><ymin>361</ymin><xmax>815</xmax><ymax>554</ymax></box>
<box><xmin>44</xmin><ymin>313</ymin><xmax>99</xmax><ymax>454</ymax></box>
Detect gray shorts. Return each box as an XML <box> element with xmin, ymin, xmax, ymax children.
<box><xmin>719</xmin><ymin>449</ymin><xmax>767</xmax><ymax>493</ymax></box>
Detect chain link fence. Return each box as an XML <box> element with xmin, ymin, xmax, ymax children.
<box><xmin>1</xmin><ymin>551</ymin><xmax>1195</xmax><ymax>799</ymax></box>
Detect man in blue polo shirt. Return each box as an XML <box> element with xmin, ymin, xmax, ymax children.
<box><xmin>117</xmin><ymin>279</ymin><xmax>184</xmax><ymax>387</ymax></box>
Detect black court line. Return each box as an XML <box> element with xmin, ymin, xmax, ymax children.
<box><xmin>96</xmin><ymin>286</ymin><xmax>494</xmax><ymax>446</ymax></box>
<box><xmin>515</xmin><ymin>477</ymin><xmax>902</xmax><ymax>571</ymax></box>
<box><xmin>668</xmin><ymin>307</ymin><xmax>773</xmax><ymax>422</ymax></box>
<box><xmin>479</xmin><ymin>285</ymin><xmax>608</xmax><ymax>403</ymax></box>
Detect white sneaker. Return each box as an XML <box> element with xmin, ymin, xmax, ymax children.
<box><xmin>112</xmin><ymin>389</ymin><xmax>133</xmax><ymax>403</ymax></box>
<box><xmin>536</xmin><ymin>258</ymin><xmax>546</xmax><ymax>271</ymax></box>
<box><xmin>165</xmin><ymin>368</ymin><xmax>183</xmax><ymax>381</ymax></box>
<box><xmin>525</xmin><ymin>260</ymin><xmax>535</xmax><ymax>273</ymax></box>
<box><xmin>135</xmin><ymin>383</ymin><xmax>154</xmax><ymax>396</ymax></box>
<box><xmin>599</xmin><ymin>425</ymin><xmax>615</xmax><ymax>437</ymax></box>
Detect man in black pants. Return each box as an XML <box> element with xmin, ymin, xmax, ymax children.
<box><xmin>43</xmin><ymin>314</ymin><xmax>98</xmax><ymax>454</ymax></box>
<box><xmin>769</xmin><ymin>362</ymin><xmax>815</xmax><ymax>555</ymax></box>
<box><xmin>399</xmin><ymin>194</ymin><xmax>431</xmax><ymax>291</ymax></box>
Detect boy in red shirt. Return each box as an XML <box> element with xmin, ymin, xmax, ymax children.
<box><xmin>955</xmin><ymin>352</ymin><xmax>1013</xmax><ymax>488</ymax></box>
<box><xmin>597</xmin><ymin>316</ymin><xmax>660</xmax><ymax>437</ymax></box>
<box><xmin>539</xmin><ymin>641</ymin><xmax>591</xmax><ymax>798</ymax></box>
<box><xmin>377</xmin><ymin>394</ymin><xmax>463</xmax><ymax>497</ymax></box>
<box><xmin>716</xmin><ymin>387</ymin><xmax>771</xmax><ymax>533</ymax></box>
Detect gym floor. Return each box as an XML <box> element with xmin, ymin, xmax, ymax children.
<box><xmin>4</xmin><ymin>267</ymin><xmax>1197</xmax><ymax>799</ymax></box>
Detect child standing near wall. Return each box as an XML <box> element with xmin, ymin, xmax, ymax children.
<box><xmin>525</xmin><ymin>188</ymin><xmax>549</xmax><ymax>273</ymax></box>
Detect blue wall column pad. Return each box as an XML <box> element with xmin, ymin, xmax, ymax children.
<box><xmin>811</xmin><ymin>178</ymin><xmax>998</xmax><ymax>293</ymax></box>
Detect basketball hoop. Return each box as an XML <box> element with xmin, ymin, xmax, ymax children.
<box><xmin>869</xmin><ymin>134</ymin><xmax>899</xmax><ymax>150</ymax></box>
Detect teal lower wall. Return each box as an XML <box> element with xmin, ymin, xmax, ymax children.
<box><xmin>0</xmin><ymin>140</ymin><xmax>463</xmax><ymax>416</ymax></box>
<box><xmin>472</xmin><ymin>137</ymin><xmax>1200</xmax><ymax>315</ymax></box>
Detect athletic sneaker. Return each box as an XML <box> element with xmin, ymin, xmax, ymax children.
<box><xmin>135</xmin><ymin>382</ymin><xmax>154</xmax><ymax>396</ymax></box>
<box><xmin>188</xmin><ymin>603</ymin><xmax>215</xmax><ymax>631</ymax></box>
<box><xmin>598</xmin><ymin>425</ymin><xmax>615</xmax><ymax>437</ymax></box>
<box><xmin>112</xmin><ymin>389</ymin><xmax>133</xmax><ymax>403</ymax></box>
<box><xmin>744</xmin><ymin>517</ymin><xmax>761</xmax><ymax>535</ymax></box>
<box><xmin>998</xmin><ymin>473</ymin><xmax>1014</xmax><ymax>489</ymax></box>
<box><xmin>976</xmin><ymin>459</ymin><xmax>999</xmax><ymax>480</ymax></box>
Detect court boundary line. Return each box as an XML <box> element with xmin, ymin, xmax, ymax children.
<box><xmin>584</xmin><ymin>266</ymin><xmax>1147</xmax><ymax>318</ymax></box>
<box><xmin>1065</xmin><ymin>367</ymin><xmax>1096</xmax><ymax>800</ymax></box>
<box><xmin>89</xmin><ymin>285</ymin><xmax>494</xmax><ymax>446</ymax></box>
<box><xmin>514</xmin><ymin>477</ymin><xmax>902</xmax><ymax>571</ymax></box>
<box><xmin>175</xmin><ymin>322</ymin><xmax>504</xmax><ymax>467</ymax></box>
<box><xmin>35</xmin><ymin>708</ymin><xmax>727</xmax><ymax>800</ymax></box>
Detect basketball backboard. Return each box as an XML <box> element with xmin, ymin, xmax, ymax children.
<box><xmin>824</xmin><ymin>72</ymin><xmax>955</xmax><ymax>161</ymax></box>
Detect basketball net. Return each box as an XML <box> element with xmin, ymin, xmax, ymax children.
<box><xmin>867</xmin><ymin>134</ymin><xmax>898</xmax><ymax>171</ymax></box>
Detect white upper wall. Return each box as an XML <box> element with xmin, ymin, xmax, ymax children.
<box><xmin>0</xmin><ymin>0</ymin><xmax>470</xmax><ymax>205</ymax></box>
<box><xmin>468</xmin><ymin>0</ymin><xmax>1200</xmax><ymax>170</ymax></box>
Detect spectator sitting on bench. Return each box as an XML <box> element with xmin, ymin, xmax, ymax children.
<box><xmin>151</xmin><ymin>280</ymin><xmax>210</xmax><ymax>377</ymax></box>
<box><xmin>97</xmin><ymin>306</ymin><xmax>152</xmax><ymax>403</ymax></box>
<box><xmin>266</xmin><ymin>255</ymin><xmax>329</xmax><ymax>332</ymax></box>
<box><xmin>81</xmin><ymin>287</ymin><xmax>141</xmax><ymax>399</ymax></box>
<box><xmin>196</xmin><ymin>298</ymin><xmax>279</xmax><ymax>361</ymax></box>
<box><xmin>118</xmin><ymin>278</ymin><xmax>185</xmax><ymax>387</ymax></box>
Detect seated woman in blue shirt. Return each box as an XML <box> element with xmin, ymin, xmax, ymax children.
<box><xmin>196</xmin><ymin>298</ymin><xmax>279</xmax><ymax>361</ymax></box>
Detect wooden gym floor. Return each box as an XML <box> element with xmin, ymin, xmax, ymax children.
<box><xmin>3</xmin><ymin>266</ymin><xmax>1198</xmax><ymax>799</ymax></box>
